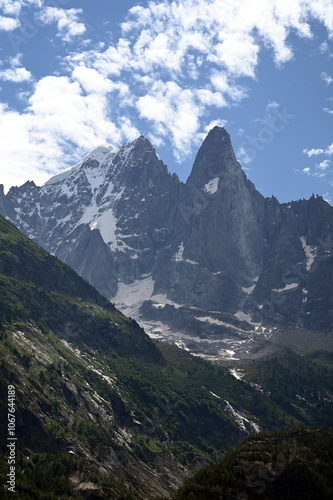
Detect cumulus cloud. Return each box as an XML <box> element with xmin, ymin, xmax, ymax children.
<box><xmin>0</xmin><ymin>103</ymin><xmax>64</xmax><ymax>191</ymax></box>
<box><xmin>317</xmin><ymin>159</ymin><xmax>331</xmax><ymax>169</ymax></box>
<box><xmin>0</xmin><ymin>54</ymin><xmax>32</xmax><ymax>82</ymax></box>
<box><xmin>37</xmin><ymin>7</ymin><xmax>86</xmax><ymax>42</ymax></box>
<box><xmin>72</xmin><ymin>66</ymin><xmax>113</xmax><ymax>94</ymax></box>
<box><xmin>0</xmin><ymin>15</ymin><xmax>19</xmax><ymax>31</ymax></box>
<box><xmin>0</xmin><ymin>66</ymin><xmax>31</xmax><ymax>82</ymax></box>
<box><xmin>0</xmin><ymin>0</ymin><xmax>23</xmax><ymax>16</ymax></box>
<box><xmin>0</xmin><ymin>0</ymin><xmax>42</xmax><ymax>18</ymax></box>
<box><xmin>28</xmin><ymin>74</ymin><xmax>125</xmax><ymax>148</ymax></box>
<box><xmin>136</xmin><ymin>81</ymin><xmax>203</xmax><ymax>159</ymax></box>
<box><xmin>1</xmin><ymin>0</ymin><xmax>333</xmax><ymax>190</ymax></box>
<box><xmin>303</xmin><ymin>148</ymin><xmax>324</xmax><ymax>156</ymax></box>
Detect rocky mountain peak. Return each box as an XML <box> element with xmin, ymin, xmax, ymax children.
<box><xmin>203</xmin><ymin>125</ymin><xmax>231</xmax><ymax>147</ymax></box>
<box><xmin>109</xmin><ymin>135</ymin><xmax>169</xmax><ymax>191</ymax></box>
<box><xmin>119</xmin><ymin>135</ymin><xmax>157</xmax><ymax>161</ymax></box>
<box><xmin>187</xmin><ymin>126</ymin><xmax>240</xmax><ymax>188</ymax></box>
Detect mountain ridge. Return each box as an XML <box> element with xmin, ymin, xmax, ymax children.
<box><xmin>1</xmin><ymin>127</ymin><xmax>333</xmax><ymax>361</ymax></box>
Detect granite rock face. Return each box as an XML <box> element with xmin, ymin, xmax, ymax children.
<box><xmin>1</xmin><ymin>127</ymin><xmax>333</xmax><ymax>353</ymax></box>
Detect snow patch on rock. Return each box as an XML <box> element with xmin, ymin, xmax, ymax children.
<box><xmin>242</xmin><ymin>284</ymin><xmax>255</xmax><ymax>294</ymax></box>
<box><xmin>300</xmin><ymin>236</ymin><xmax>317</xmax><ymax>271</ymax></box>
<box><xmin>272</xmin><ymin>283</ymin><xmax>299</xmax><ymax>292</ymax></box>
<box><xmin>151</xmin><ymin>293</ymin><xmax>183</xmax><ymax>309</ymax></box>
<box><xmin>204</xmin><ymin>177</ymin><xmax>219</xmax><ymax>194</ymax></box>
<box><xmin>113</xmin><ymin>276</ymin><xmax>155</xmax><ymax>317</ymax></box>
<box><xmin>229</xmin><ymin>368</ymin><xmax>244</xmax><ymax>380</ymax></box>
<box><xmin>174</xmin><ymin>242</ymin><xmax>198</xmax><ymax>264</ymax></box>
<box><xmin>234</xmin><ymin>311</ymin><xmax>261</xmax><ymax>327</ymax></box>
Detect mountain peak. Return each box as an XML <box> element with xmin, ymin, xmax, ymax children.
<box><xmin>128</xmin><ymin>134</ymin><xmax>156</xmax><ymax>154</ymax></box>
<box><xmin>117</xmin><ymin>135</ymin><xmax>165</xmax><ymax>174</ymax></box>
<box><xmin>187</xmin><ymin>126</ymin><xmax>239</xmax><ymax>187</ymax></box>
<box><xmin>205</xmin><ymin>125</ymin><xmax>231</xmax><ymax>143</ymax></box>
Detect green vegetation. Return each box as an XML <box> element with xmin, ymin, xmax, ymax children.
<box><xmin>169</xmin><ymin>427</ymin><xmax>333</xmax><ymax>500</ymax></box>
<box><xmin>158</xmin><ymin>342</ymin><xmax>296</xmax><ymax>428</ymax></box>
<box><xmin>303</xmin><ymin>350</ymin><xmax>333</xmax><ymax>369</ymax></box>
<box><xmin>0</xmin><ymin>452</ymin><xmax>137</xmax><ymax>499</ymax></box>
<box><xmin>243</xmin><ymin>349</ymin><xmax>333</xmax><ymax>426</ymax></box>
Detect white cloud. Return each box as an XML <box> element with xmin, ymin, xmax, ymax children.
<box><xmin>303</xmin><ymin>148</ymin><xmax>324</xmax><ymax>156</ymax></box>
<box><xmin>0</xmin><ymin>66</ymin><xmax>32</xmax><ymax>82</ymax></box>
<box><xmin>302</xmin><ymin>144</ymin><xmax>333</xmax><ymax>179</ymax></box>
<box><xmin>0</xmin><ymin>15</ymin><xmax>19</xmax><ymax>31</ymax></box>
<box><xmin>319</xmin><ymin>41</ymin><xmax>329</xmax><ymax>53</ymax></box>
<box><xmin>72</xmin><ymin>66</ymin><xmax>113</xmax><ymax>94</ymax></box>
<box><xmin>0</xmin><ymin>0</ymin><xmax>23</xmax><ymax>16</ymax></box>
<box><xmin>0</xmin><ymin>103</ymin><xmax>61</xmax><ymax>191</ymax></box>
<box><xmin>314</xmin><ymin>171</ymin><xmax>326</xmax><ymax>178</ymax></box>
<box><xmin>323</xmin><ymin>107</ymin><xmax>333</xmax><ymax>114</ymax></box>
<box><xmin>0</xmin><ymin>55</ymin><xmax>32</xmax><ymax>82</ymax></box>
<box><xmin>208</xmin><ymin>33</ymin><xmax>259</xmax><ymax>78</ymax></box>
<box><xmin>317</xmin><ymin>159</ymin><xmax>331</xmax><ymax>169</ymax></box>
<box><xmin>37</xmin><ymin>7</ymin><xmax>86</xmax><ymax>42</ymax></box>
<box><xmin>321</xmin><ymin>71</ymin><xmax>333</xmax><ymax>84</ymax></box>
<box><xmin>300</xmin><ymin>144</ymin><xmax>333</xmax><ymax>184</ymax></box>
<box><xmin>0</xmin><ymin>0</ymin><xmax>42</xmax><ymax>17</ymax></box>
<box><xmin>267</xmin><ymin>101</ymin><xmax>280</xmax><ymax>110</ymax></box>
<box><xmin>309</xmin><ymin>0</ymin><xmax>333</xmax><ymax>33</ymax></box>
<box><xmin>238</xmin><ymin>146</ymin><xmax>255</xmax><ymax>165</ymax></box>
<box><xmin>136</xmin><ymin>80</ymin><xmax>202</xmax><ymax>159</ymax></box>
<box><xmin>28</xmin><ymin>74</ymin><xmax>121</xmax><ymax>148</ymax></box>
<box><xmin>123</xmin><ymin>0</ymin><xmax>317</xmax><ymax>69</ymax></box>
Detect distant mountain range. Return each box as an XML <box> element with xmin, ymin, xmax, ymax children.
<box><xmin>1</xmin><ymin>126</ymin><xmax>333</xmax><ymax>362</ymax></box>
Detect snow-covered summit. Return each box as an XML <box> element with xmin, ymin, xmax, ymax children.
<box><xmin>45</xmin><ymin>145</ymin><xmax>117</xmax><ymax>186</ymax></box>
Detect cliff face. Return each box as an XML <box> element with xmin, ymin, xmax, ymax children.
<box><xmin>1</xmin><ymin>127</ymin><xmax>333</xmax><ymax>359</ymax></box>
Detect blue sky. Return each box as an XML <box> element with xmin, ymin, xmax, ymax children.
<box><xmin>0</xmin><ymin>0</ymin><xmax>332</xmax><ymax>203</ymax></box>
